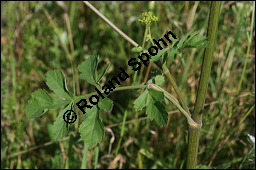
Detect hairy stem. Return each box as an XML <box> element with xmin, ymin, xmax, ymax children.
<box><xmin>187</xmin><ymin>2</ymin><xmax>221</xmax><ymax>169</ymax></box>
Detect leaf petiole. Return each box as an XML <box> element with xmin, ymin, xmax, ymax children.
<box><xmin>148</xmin><ymin>83</ymin><xmax>201</xmax><ymax>128</ymax></box>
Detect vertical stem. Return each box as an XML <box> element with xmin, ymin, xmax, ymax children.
<box><xmin>94</xmin><ymin>146</ymin><xmax>99</xmax><ymax>169</ymax></box>
<box><xmin>115</xmin><ymin>110</ymin><xmax>128</xmax><ymax>156</ymax></box>
<box><xmin>142</xmin><ymin>26</ymin><xmax>149</xmax><ymax>48</ymax></box>
<box><xmin>135</xmin><ymin>25</ymin><xmax>148</xmax><ymax>84</ymax></box>
<box><xmin>187</xmin><ymin>1</ymin><xmax>221</xmax><ymax>169</ymax></box>
<box><xmin>81</xmin><ymin>142</ymin><xmax>88</xmax><ymax>169</ymax></box>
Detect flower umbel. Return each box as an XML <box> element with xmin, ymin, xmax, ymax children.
<box><xmin>138</xmin><ymin>12</ymin><xmax>158</xmax><ymax>25</ymax></box>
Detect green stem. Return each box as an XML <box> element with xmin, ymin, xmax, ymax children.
<box><xmin>148</xmin><ymin>26</ymin><xmax>155</xmax><ymax>45</ymax></box>
<box><xmin>81</xmin><ymin>142</ymin><xmax>88</xmax><ymax>169</ymax></box>
<box><xmin>74</xmin><ymin>92</ymin><xmax>97</xmax><ymax>102</ymax></box>
<box><xmin>162</xmin><ymin>63</ymin><xmax>190</xmax><ymax>115</ymax></box>
<box><xmin>94</xmin><ymin>146</ymin><xmax>99</xmax><ymax>169</ymax></box>
<box><xmin>115</xmin><ymin>110</ymin><xmax>128</xmax><ymax>156</ymax></box>
<box><xmin>111</xmin><ymin>84</ymin><xmax>146</xmax><ymax>92</ymax></box>
<box><xmin>142</xmin><ymin>26</ymin><xmax>149</xmax><ymax>49</ymax></box>
<box><xmin>73</xmin><ymin>83</ymin><xmax>200</xmax><ymax>127</ymax></box>
<box><xmin>187</xmin><ymin>2</ymin><xmax>221</xmax><ymax>169</ymax></box>
<box><xmin>136</xmin><ymin>25</ymin><xmax>149</xmax><ymax>83</ymax></box>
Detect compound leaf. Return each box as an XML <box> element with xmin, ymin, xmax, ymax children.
<box><xmin>52</xmin><ymin>103</ymin><xmax>72</xmax><ymax>140</ymax></box>
<box><xmin>185</xmin><ymin>34</ymin><xmax>208</xmax><ymax>48</ymax></box>
<box><xmin>26</xmin><ymin>89</ymin><xmax>70</xmax><ymax>119</ymax></box>
<box><xmin>79</xmin><ymin>106</ymin><xmax>104</xmax><ymax>148</ymax></box>
<box><xmin>78</xmin><ymin>56</ymin><xmax>99</xmax><ymax>86</ymax></box>
<box><xmin>98</xmin><ymin>97</ymin><xmax>113</xmax><ymax>112</ymax></box>
<box><xmin>154</xmin><ymin>75</ymin><xmax>165</xmax><ymax>87</ymax></box>
<box><xmin>147</xmin><ymin>89</ymin><xmax>164</xmax><ymax>101</ymax></box>
<box><xmin>26</xmin><ymin>90</ymin><xmax>52</xmax><ymax>118</ymax></box>
<box><xmin>150</xmin><ymin>48</ymin><xmax>168</xmax><ymax>62</ymax></box>
<box><xmin>133</xmin><ymin>89</ymin><xmax>168</xmax><ymax>126</ymax></box>
<box><xmin>97</xmin><ymin>63</ymin><xmax>110</xmax><ymax>82</ymax></box>
<box><xmin>146</xmin><ymin>89</ymin><xmax>167</xmax><ymax>126</ymax></box>
<box><xmin>133</xmin><ymin>90</ymin><xmax>148</xmax><ymax>111</ymax></box>
<box><xmin>168</xmin><ymin>48</ymin><xmax>180</xmax><ymax>61</ymax></box>
<box><xmin>177</xmin><ymin>31</ymin><xmax>208</xmax><ymax>49</ymax></box>
<box><xmin>146</xmin><ymin>101</ymin><xmax>168</xmax><ymax>127</ymax></box>
<box><xmin>46</xmin><ymin>70</ymin><xmax>72</xmax><ymax>100</ymax></box>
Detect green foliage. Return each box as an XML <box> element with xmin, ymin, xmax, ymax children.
<box><xmin>132</xmin><ymin>46</ymin><xmax>144</xmax><ymax>53</ymax></box>
<box><xmin>52</xmin><ymin>103</ymin><xmax>73</xmax><ymax>140</ymax></box>
<box><xmin>79</xmin><ymin>106</ymin><xmax>105</xmax><ymax>148</ymax></box>
<box><xmin>25</xmin><ymin>89</ymin><xmax>69</xmax><ymax>119</ymax></box>
<box><xmin>26</xmin><ymin>70</ymin><xmax>73</xmax><ymax>119</ymax></box>
<box><xmin>25</xmin><ymin>70</ymin><xmax>73</xmax><ymax>142</ymax></box>
<box><xmin>166</xmin><ymin>31</ymin><xmax>209</xmax><ymax>61</ymax></box>
<box><xmin>148</xmin><ymin>32</ymin><xmax>208</xmax><ymax>63</ymax></box>
<box><xmin>25</xmin><ymin>13</ymin><xmax>209</xmax><ymax>151</ymax></box>
<box><xmin>79</xmin><ymin>96</ymin><xmax>113</xmax><ymax>148</ymax></box>
<box><xmin>154</xmin><ymin>75</ymin><xmax>165</xmax><ymax>87</ymax></box>
<box><xmin>98</xmin><ymin>97</ymin><xmax>113</xmax><ymax>112</ymax></box>
<box><xmin>149</xmin><ymin>69</ymin><xmax>165</xmax><ymax>87</ymax></box>
<box><xmin>78</xmin><ymin>56</ymin><xmax>100</xmax><ymax>86</ymax></box>
<box><xmin>46</xmin><ymin>70</ymin><xmax>73</xmax><ymax>99</ymax></box>
<box><xmin>176</xmin><ymin>31</ymin><xmax>208</xmax><ymax>49</ymax></box>
<box><xmin>26</xmin><ymin>62</ymin><xmax>113</xmax><ymax>147</ymax></box>
<box><xmin>76</xmin><ymin>56</ymin><xmax>113</xmax><ymax>147</ymax></box>
<box><xmin>78</xmin><ymin>55</ymin><xmax>110</xmax><ymax>86</ymax></box>
<box><xmin>97</xmin><ymin>63</ymin><xmax>110</xmax><ymax>83</ymax></box>
<box><xmin>150</xmin><ymin>48</ymin><xmax>169</xmax><ymax>62</ymax></box>
<box><xmin>134</xmin><ymin>89</ymin><xmax>168</xmax><ymax>126</ymax></box>
<box><xmin>3</xmin><ymin>1</ymin><xmax>254</xmax><ymax>169</ymax></box>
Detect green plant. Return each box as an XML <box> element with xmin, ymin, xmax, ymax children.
<box><xmin>187</xmin><ymin>1</ymin><xmax>221</xmax><ymax>169</ymax></box>
<box><xmin>25</xmin><ymin>1</ymin><xmax>220</xmax><ymax>168</ymax></box>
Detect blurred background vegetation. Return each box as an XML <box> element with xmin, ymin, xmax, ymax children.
<box><xmin>1</xmin><ymin>1</ymin><xmax>255</xmax><ymax>169</ymax></box>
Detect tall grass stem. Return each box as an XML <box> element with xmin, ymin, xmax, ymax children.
<box><xmin>236</xmin><ymin>1</ymin><xmax>255</xmax><ymax>94</ymax></box>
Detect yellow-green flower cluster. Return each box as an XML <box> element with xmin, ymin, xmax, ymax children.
<box><xmin>138</xmin><ymin>12</ymin><xmax>158</xmax><ymax>25</ymax></box>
